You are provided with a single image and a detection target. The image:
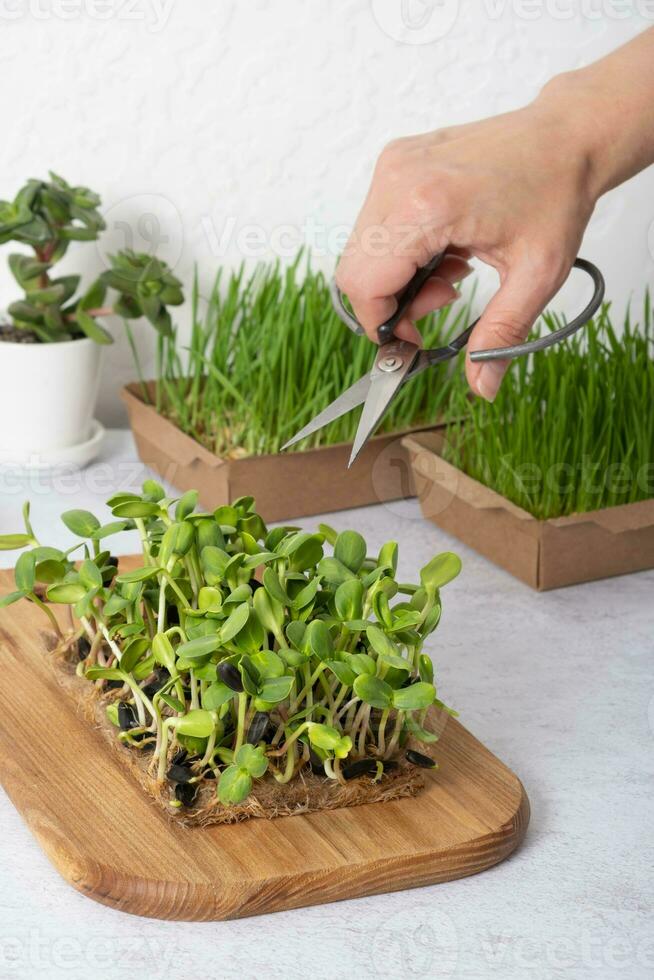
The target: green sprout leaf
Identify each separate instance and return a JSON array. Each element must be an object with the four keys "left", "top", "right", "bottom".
[
  {"left": 334, "top": 530, "right": 367, "bottom": 573},
  {"left": 46, "top": 581, "right": 87, "bottom": 604},
  {"left": 258, "top": 675, "right": 293, "bottom": 704},
  {"left": 234, "top": 743, "right": 268, "bottom": 777},
  {"left": 116, "top": 565, "right": 160, "bottom": 584},
  {"left": 111, "top": 500, "right": 160, "bottom": 519},
  {"left": 14, "top": 551, "right": 36, "bottom": 592},
  {"left": 334, "top": 578, "right": 363, "bottom": 621},
  {"left": 219, "top": 602, "right": 250, "bottom": 643},
  {"left": 202, "top": 681, "right": 234, "bottom": 710},
  {"left": 307, "top": 724, "right": 352, "bottom": 759},
  {"left": 176, "top": 635, "right": 220, "bottom": 662},
  {"left": 218, "top": 765, "right": 252, "bottom": 805},
  {"left": 175, "top": 490, "right": 198, "bottom": 521},
  {"left": 120, "top": 637, "right": 150, "bottom": 673},
  {"left": 420, "top": 553, "right": 462, "bottom": 594},
  {"left": 175, "top": 709, "right": 215, "bottom": 739},
  {"left": 353, "top": 674, "right": 393, "bottom": 709},
  {"left": 392, "top": 682, "right": 436, "bottom": 711},
  {"left": 0, "top": 533, "right": 34, "bottom": 551},
  {"left": 85, "top": 666, "right": 124, "bottom": 682},
  {"left": 305, "top": 619, "right": 333, "bottom": 660},
  {"left": 79, "top": 559, "right": 103, "bottom": 591},
  {"left": 0, "top": 590, "right": 25, "bottom": 608},
  {"left": 61, "top": 509, "right": 100, "bottom": 537},
  {"left": 317, "top": 556, "right": 355, "bottom": 586}
]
